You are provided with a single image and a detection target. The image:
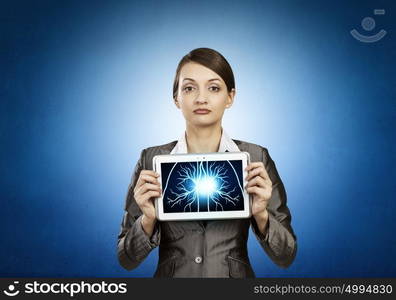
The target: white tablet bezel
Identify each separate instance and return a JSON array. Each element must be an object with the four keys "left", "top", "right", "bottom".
[{"left": 153, "top": 152, "right": 252, "bottom": 221}]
